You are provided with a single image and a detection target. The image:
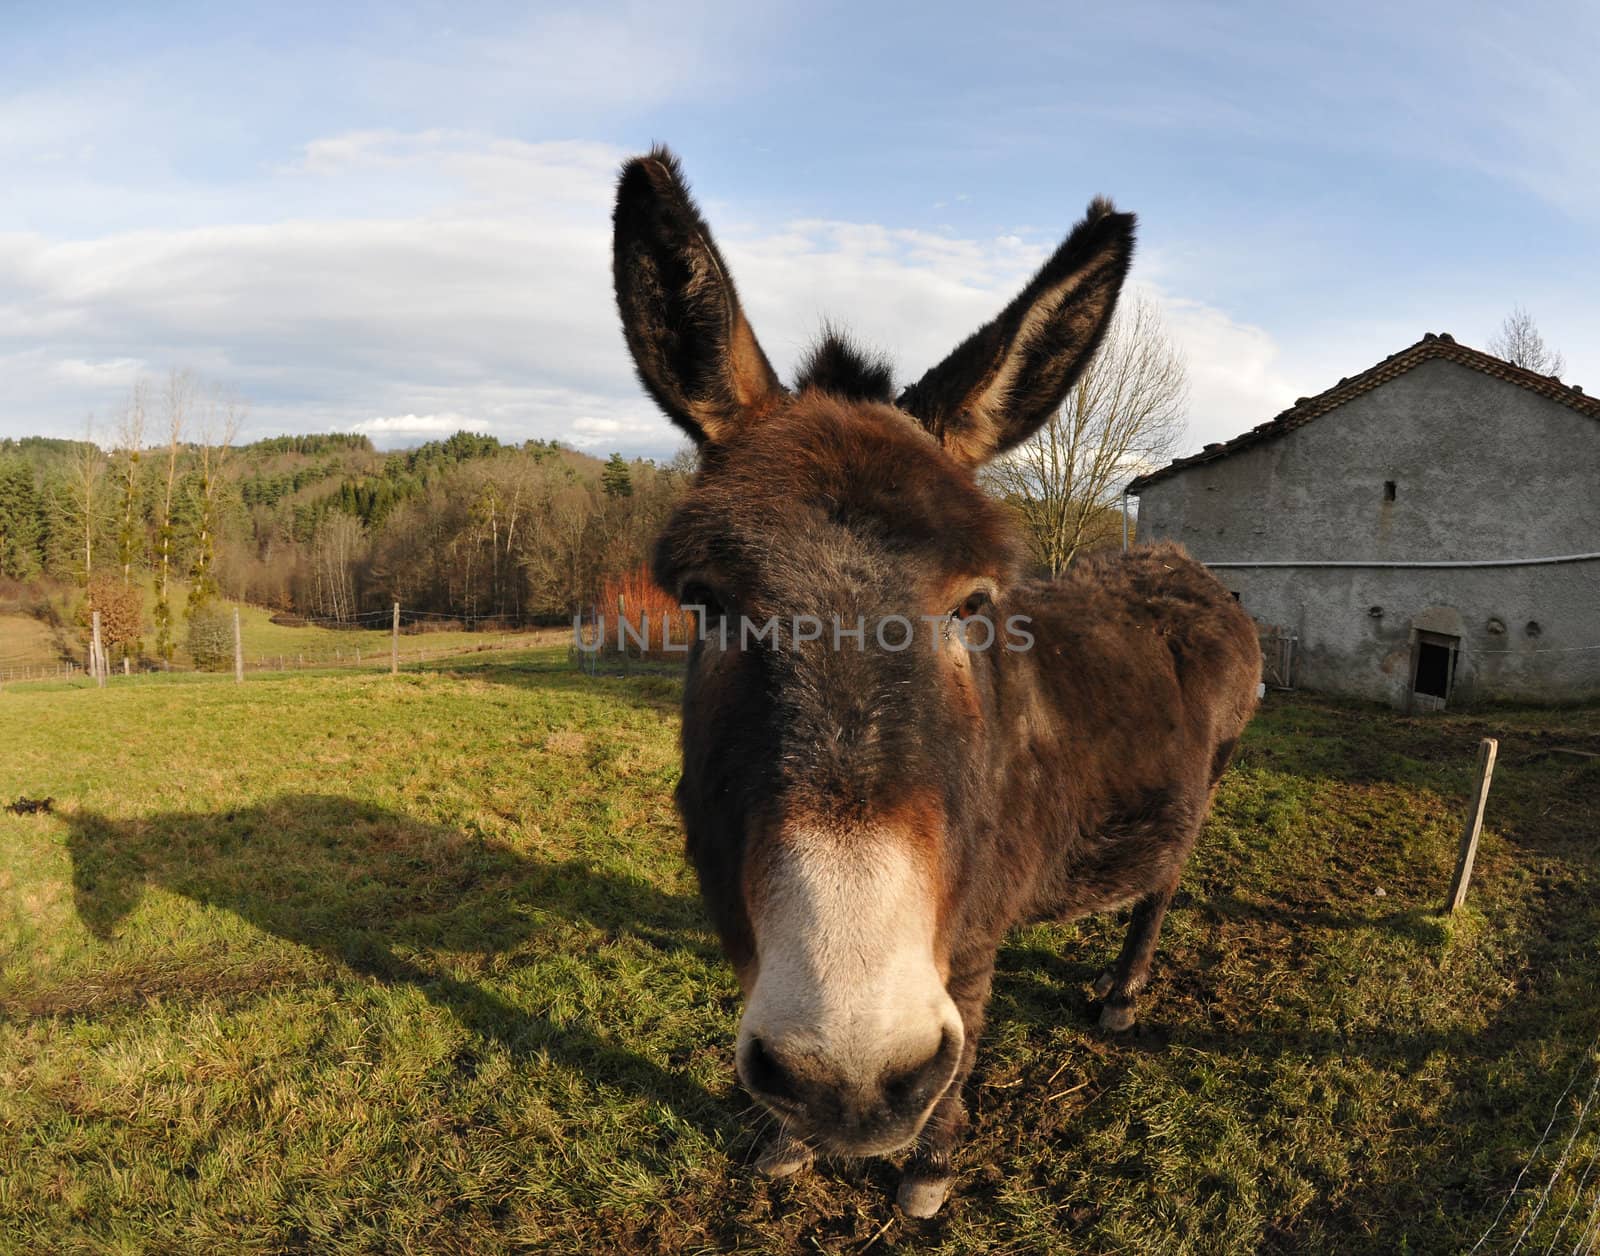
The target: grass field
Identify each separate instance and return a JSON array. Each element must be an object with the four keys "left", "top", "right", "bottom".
[
  {"left": 2, "top": 654, "right": 1598, "bottom": 1253},
  {"left": 0, "top": 583, "right": 565, "bottom": 680},
  {"left": 0, "top": 611, "right": 59, "bottom": 671}
]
